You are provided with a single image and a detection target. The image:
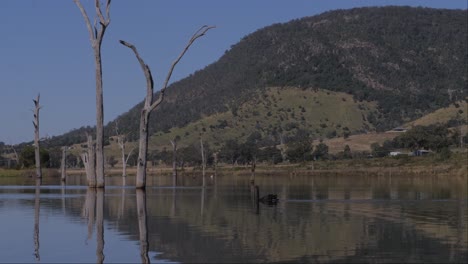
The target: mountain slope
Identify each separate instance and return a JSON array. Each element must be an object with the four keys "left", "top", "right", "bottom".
[
  {"left": 114, "top": 6, "right": 467, "bottom": 135},
  {"left": 42, "top": 6, "right": 467, "bottom": 148}
]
